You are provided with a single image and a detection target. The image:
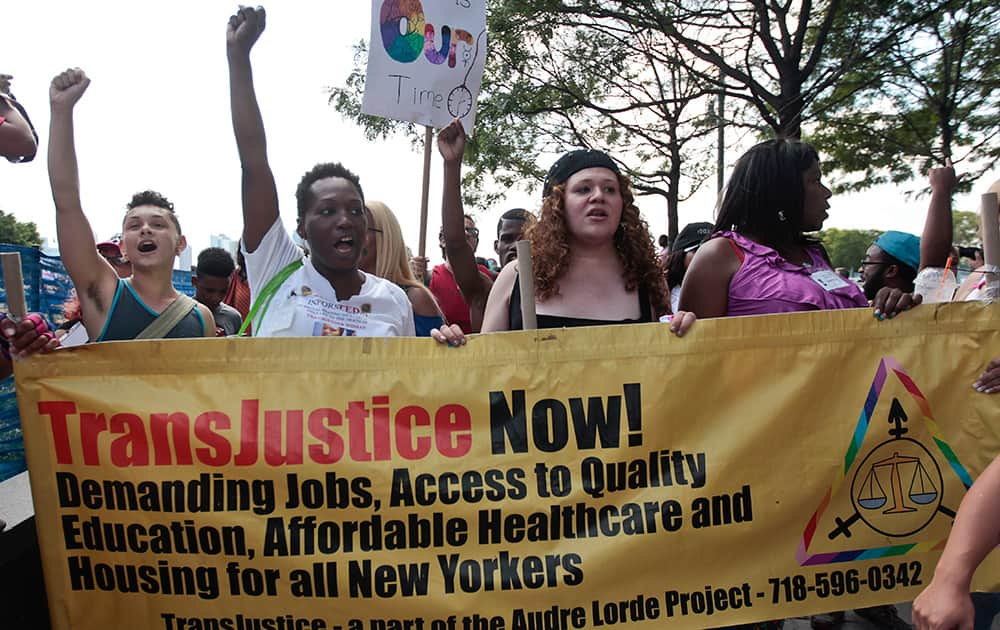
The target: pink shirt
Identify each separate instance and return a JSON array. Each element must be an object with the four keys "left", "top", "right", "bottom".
[{"left": 719, "top": 231, "right": 868, "bottom": 317}]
